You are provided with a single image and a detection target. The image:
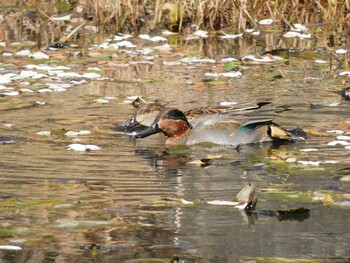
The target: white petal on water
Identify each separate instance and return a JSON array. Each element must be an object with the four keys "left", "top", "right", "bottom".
[
  {"left": 205, "top": 71, "right": 242, "bottom": 78},
  {"left": 163, "top": 61, "right": 182, "bottom": 66},
  {"left": 56, "top": 72, "right": 82, "bottom": 78},
  {"left": 0, "top": 91, "right": 19, "bottom": 96},
  {"left": 15, "top": 50, "right": 32, "bottom": 57},
  {"left": 141, "top": 48, "right": 155, "bottom": 55},
  {"left": 47, "top": 70, "right": 64, "bottom": 76},
  {"left": 19, "top": 82, "right": 30, "bottom": 86},
  {"left": 204, "top": 72, "right": 220, "bottom": 78},
  {"left": 326, "top": 130, "right": 344, "bottom": 134},
  {"left": 221, "top": 57, "right": 238, "bottom": 62},
  {"left": 283, "top": 31, "right": 301, "bottom": 38},
  {"left": 53, "top": 66, "right": 71, "bottom": 70},
  {"left": 0, "top": 41, "right": 6, "bottom": 47},
  {"left": 67, "top": 143, "right": 101, "bottom": 151},
  {"left": 336, "top": 49, "right": 348, "bottom": 54},
  {"left": 36, "top": 131, "right": 52, "bottom": 136},
  {"left": 258, "top": 18, "right": 274, "bottom": 25},
  {"left": 327, "top": 140, "right": 350, "bottom": 146},
  {"left": 345, "top": 146, "right": 350, "bottom": 150},
  {"left": 299, "top": 148, "right": 318, "bottom": 152},
  {"left": 220, "top": 71, "right": 242, "bottom": 78},
  {"left": 297, "top": 160, "right": 320, "bottom": 166},
  {"left": 94, "top": 98, "right": 110, "bottom": 104},
  {"left": 51, "top": 14, "right": 72, "bottom": 21},
  {"left": 3, "top": 123, "right": 14, "bottom": 127},
  {"left": 0, "top": 85, "right": 14, "bottom": 90},
  {"left": 192, "top": 58, "right": 216, "bottom": 64},
  {"left": 0, "top": 75, "right": 14, "bottom": 84},
  {"left": 251, "top": 30, "right": 261, "bottom": 36},
  {"left": 337, "top": 135, "right": 350, "bottom": 140},
  {"left": 35, "top": 101, "right": 46, "bottom": 105},
  {"left": 162, "top": 30, "right": 177, "bottom": 35},
  {"left": 70, "top": 79, "right": 87, "bottom": 85},
  {"left": 82, "top": 72, "right": 102, "bottom": 79},
  {"left": 87, "top": 67, "right": 102, "bottom": 71},
  {"left": 116, "top": 40, "right": 137, "bottom": 48},
  {"left": 207, "top": 200, "right": 240, "bottom": 206},
  {"left": 241, "top": 55, "right": 275, "bottom": 62},
  {"left": 99, "top": 42, "right": 110, "bottom": 49},
  {"left": 193, "top": 30, "right": 209, "bottom": 38},
  {"left": 65, "top": 130, "right": 91, "bottom": 137},
  {"left": 149, "top": 36, "right": 168, "bottom": 42},
  {"left": 2, "top": 52, "right": 13, "bottom": 57},
  {"left": 47, "top": 83, "right": 74, "bottom": 89},
  {"left": 14, "top": 70, "right": 38, "bottom": 79},
  {"left": 30, "top": 51, "right": 49, "bottom": 59},
  {"left": 113, "top": 36, "right": 124, "bottom": 41},
  {"left": 117, "top": 33, "right": 132, "bottom": 39},
  {"left": 299, "top": 33, "right": 312, "bottom": 39},
  {"left": 339, "top": 71, "right": 350, "bottom": 76},
  {"left": 0, "top": 245, "right": 22, "bottom": 250},
  {"left": 32, "top": 73, "right": 48, "bottom": 79},
  {"left": 37, "top": 88, "right": 53, "bottom": 93},
  {"left": 20, "top": 88, "right": 35, "bottom": 93},
  {"left": 218, "top": 33, "right": 243, "bottom": 39},
  {"left": 314, "top": 59, "right": 328, "bottom": 64},
  {"left": 139, "top": 34, "right": 151, "bottom": 40},
  {"left": 181, "top": 199, "right": 194, "bottom": 205},
  {"left": 153, "top": 44, "right": 172, "bottom": 51},
  {"left": 219, "top": 101, "right": 238, "bottom": 106},
  {"left": 292, "top": 23, "right": 308, "bottom": 32}
]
